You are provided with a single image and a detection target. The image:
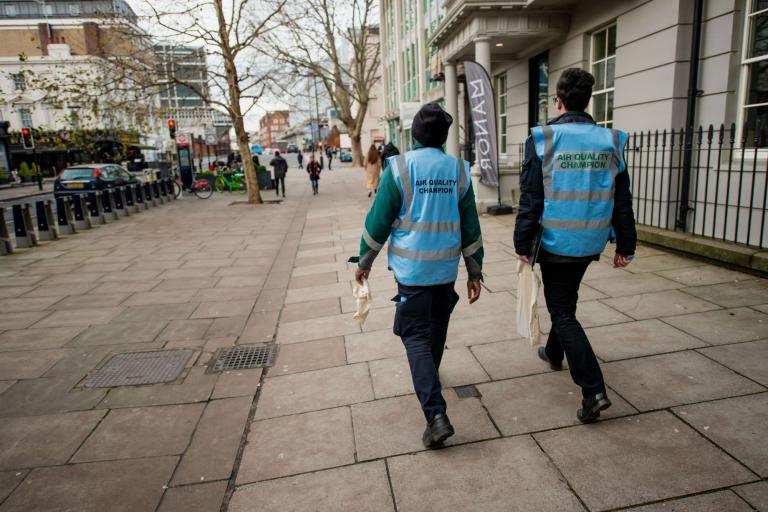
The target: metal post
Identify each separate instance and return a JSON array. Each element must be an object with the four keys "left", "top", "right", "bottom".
[
  {"left": 124, "top": 184, "right": 138, "bottom": 213},
  {"left": 102, "top": 189, "right": 118, "bottom": 221},
  {"left": 0, "top": 208, "right": 13, "bottom": 254},
  {"left": 12, "top": 203, "right": 37, "bottom": 248},
  {"left": 73, "top": 194, "right": 92, "bottom": 230},
  {"left": 88, "top": 192, "right": 105, "bottom": 225},
  {"left": 35, "top": 200, "right": 58, "bottom": 241},
  {"left": 678, "top": 0, "right": 703, "bottom": 231},
  {"left": 113, "top": 187, "right": 128, "bottom": 217},
  {"left": 56, "top": 196, "right": 76, "bottom": 235}
]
